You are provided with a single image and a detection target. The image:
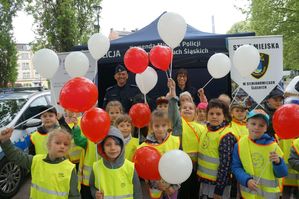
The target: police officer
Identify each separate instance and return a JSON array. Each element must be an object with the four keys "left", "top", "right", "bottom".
[{"left": 103, "top": 64, "right": 140, "bottom": 112}]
